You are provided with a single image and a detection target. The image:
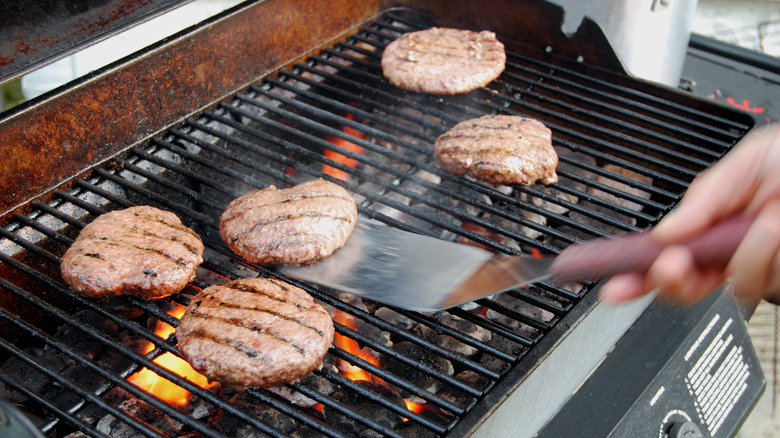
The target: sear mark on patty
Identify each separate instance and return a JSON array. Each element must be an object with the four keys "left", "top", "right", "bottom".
[
  {"left": 434, "top": 114, "right": 558, "bottom": 186},
  {"left": 381, "top": 27, "right": 506, "bottom": 95},
  {"left": 219, "top": 178, "right": 358, "bottom": 266},
  {"left": 60, "top": 205, "right": 204, "bottom": 299},
  {"left": 176, "top": 278, "right": 335, "bottom": 390},
  {"left": 186, "top": 329, "right": 272, "bottom": 361}
]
